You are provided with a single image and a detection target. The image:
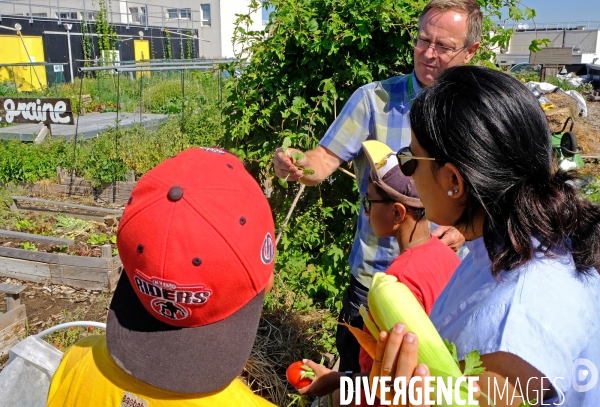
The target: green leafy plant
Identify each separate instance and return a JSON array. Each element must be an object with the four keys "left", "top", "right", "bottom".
[
  {"left": 278, "top": 137, "right": 315, "bottom": 188},
  {"left": 15, "top": 219, "right": 33, "bottom": 232},
  {"left": 164, "top": 30, "right": 173, "bottom": 59},
  {"left": 21, "top": 241, "right": 38, "bottom": 251},
  {"left": 87, "top": 233, "right": 108, "bottom": 245},
  {"left": 56, "top": 214, "right": 88, "bottom": 231},
  {"left": 44, "top": 309, "right": 100, "bottom": 353},
  {"left": 95, "top": 0, "right": 117, "bottom": 57}
]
